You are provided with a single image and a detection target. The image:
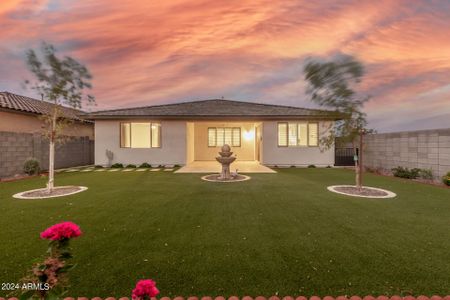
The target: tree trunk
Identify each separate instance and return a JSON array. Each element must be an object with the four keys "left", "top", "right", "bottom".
[
  {"left": 354, "top": 142, "right": 360, "bottom": 189},
  {"left": 47, "top": 109, "right": 57, "bottom": 193}
]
